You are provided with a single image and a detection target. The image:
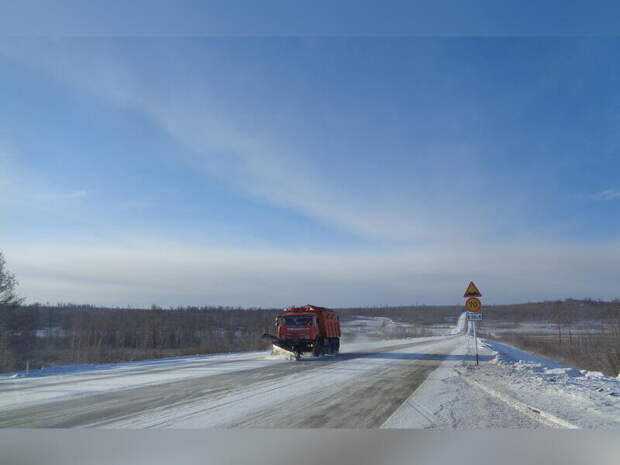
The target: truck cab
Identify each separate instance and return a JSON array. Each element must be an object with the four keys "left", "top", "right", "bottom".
[{"left": 276, "top": 313, "right": 320, "bottom": 342}]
